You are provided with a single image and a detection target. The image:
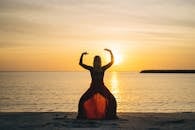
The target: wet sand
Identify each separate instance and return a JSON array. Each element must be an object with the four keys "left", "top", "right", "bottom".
[{"left": 0, "top": 112, "right": 195, "bottom": 130}]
